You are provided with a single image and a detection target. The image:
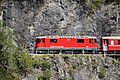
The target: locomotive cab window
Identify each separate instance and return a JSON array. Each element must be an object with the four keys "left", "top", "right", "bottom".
[
  {"left": 42, "top": 39, "right": 45, "bottom": 43},
  {"left": 118, "top": 40, "right": 120, "bottom": 45},
  {"left": 89, "top": 39, "right": 93, "bottom": 43},
  {"left": 50, "top": 39, "right": 57, "bottom": 43},
  {"left": 36, "top": 38, "right": 41, "bottom": 43},
  {"left": 77, "top": 39, "right": 84, "bottom": 43}
]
